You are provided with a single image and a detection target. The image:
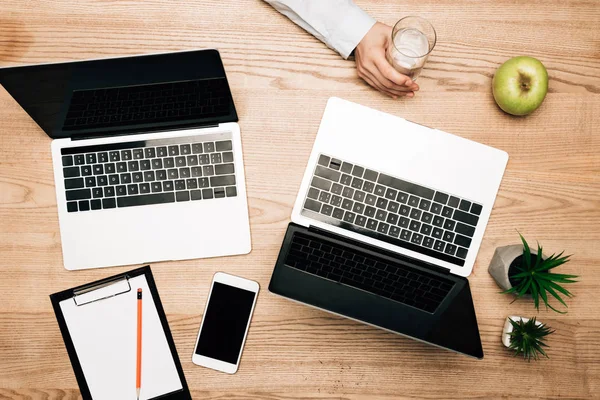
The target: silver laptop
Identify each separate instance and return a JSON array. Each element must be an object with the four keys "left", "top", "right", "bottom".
[
  {"left": 269, "top": 97, "right": 508, "bottom": 358},
  {"left": 0, "top": 50, "right": 251, "bottom": 270}
]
